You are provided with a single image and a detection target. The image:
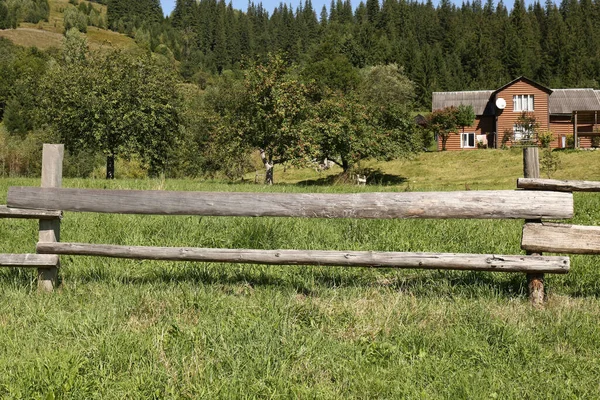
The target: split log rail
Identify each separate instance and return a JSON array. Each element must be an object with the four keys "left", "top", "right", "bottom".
[{"left": 1, "top": 144, "right": 599, "bottom": 306}]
